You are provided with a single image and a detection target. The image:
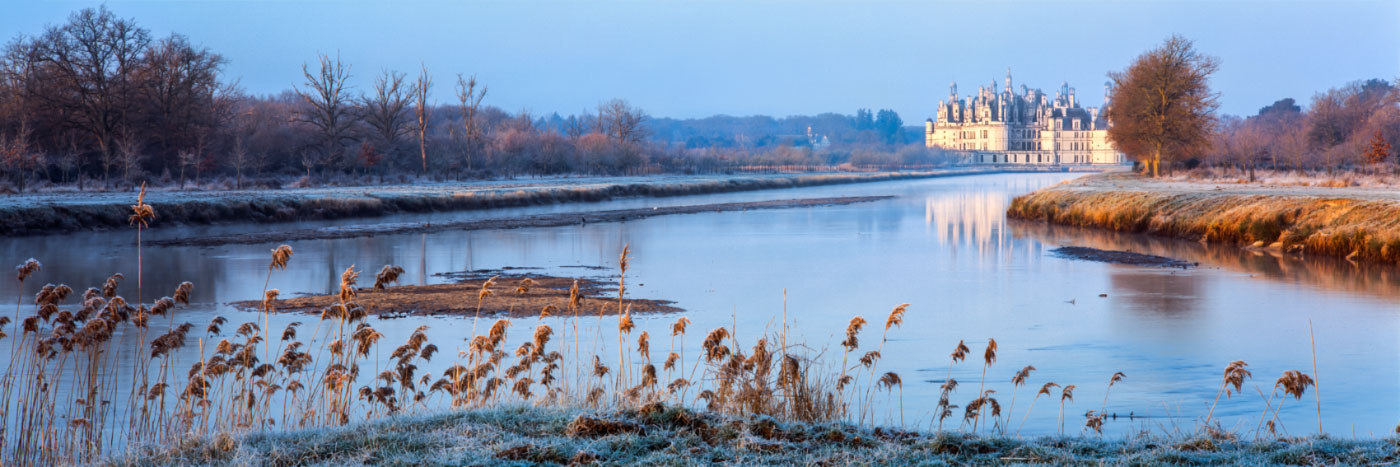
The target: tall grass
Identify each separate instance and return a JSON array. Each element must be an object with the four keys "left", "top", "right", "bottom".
[{"left": 1008, "top": 172, "right": 1400, "bottom": 265}]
